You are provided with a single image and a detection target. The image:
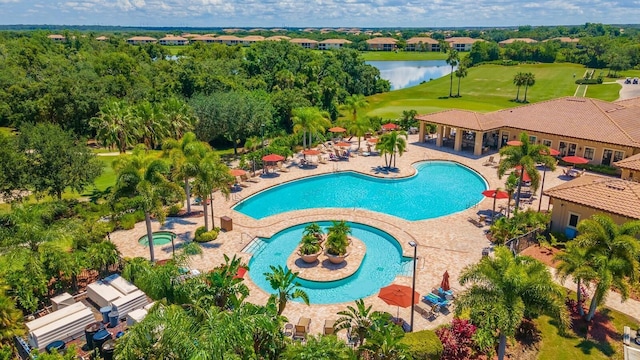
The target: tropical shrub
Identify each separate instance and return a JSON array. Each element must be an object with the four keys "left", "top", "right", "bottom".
[
  {"left": 436, "top": 318, "right": 478, "bottom": 360},
  {"left": 326, "top": 221, "right": 351, "bottom": 256},
  {"left": 400, "top": 329, "right": 443, "bottom": 360},
  {"left": 489, "top": 209, "right": 550, "bottom": 244},
  {"left": 167, "top": 204, "right": 182, "bottom": 217},
  {"left": 299, "top": 234, "right": 321, "bottom": 255},
  {"left": 195, "top": 227, "right": 219, "bottom": 243}
]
